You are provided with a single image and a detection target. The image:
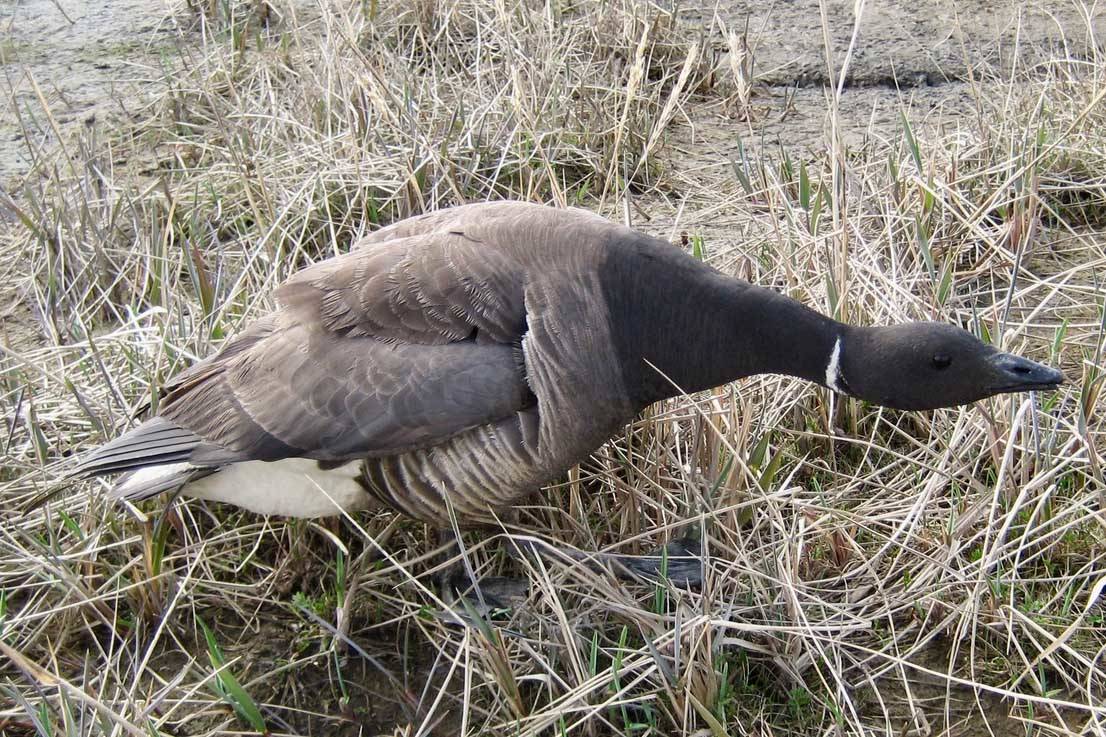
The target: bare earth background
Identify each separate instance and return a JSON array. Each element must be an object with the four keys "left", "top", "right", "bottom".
[{"left": 2, "top": 1, "right": 1104, "bottom": 179}]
